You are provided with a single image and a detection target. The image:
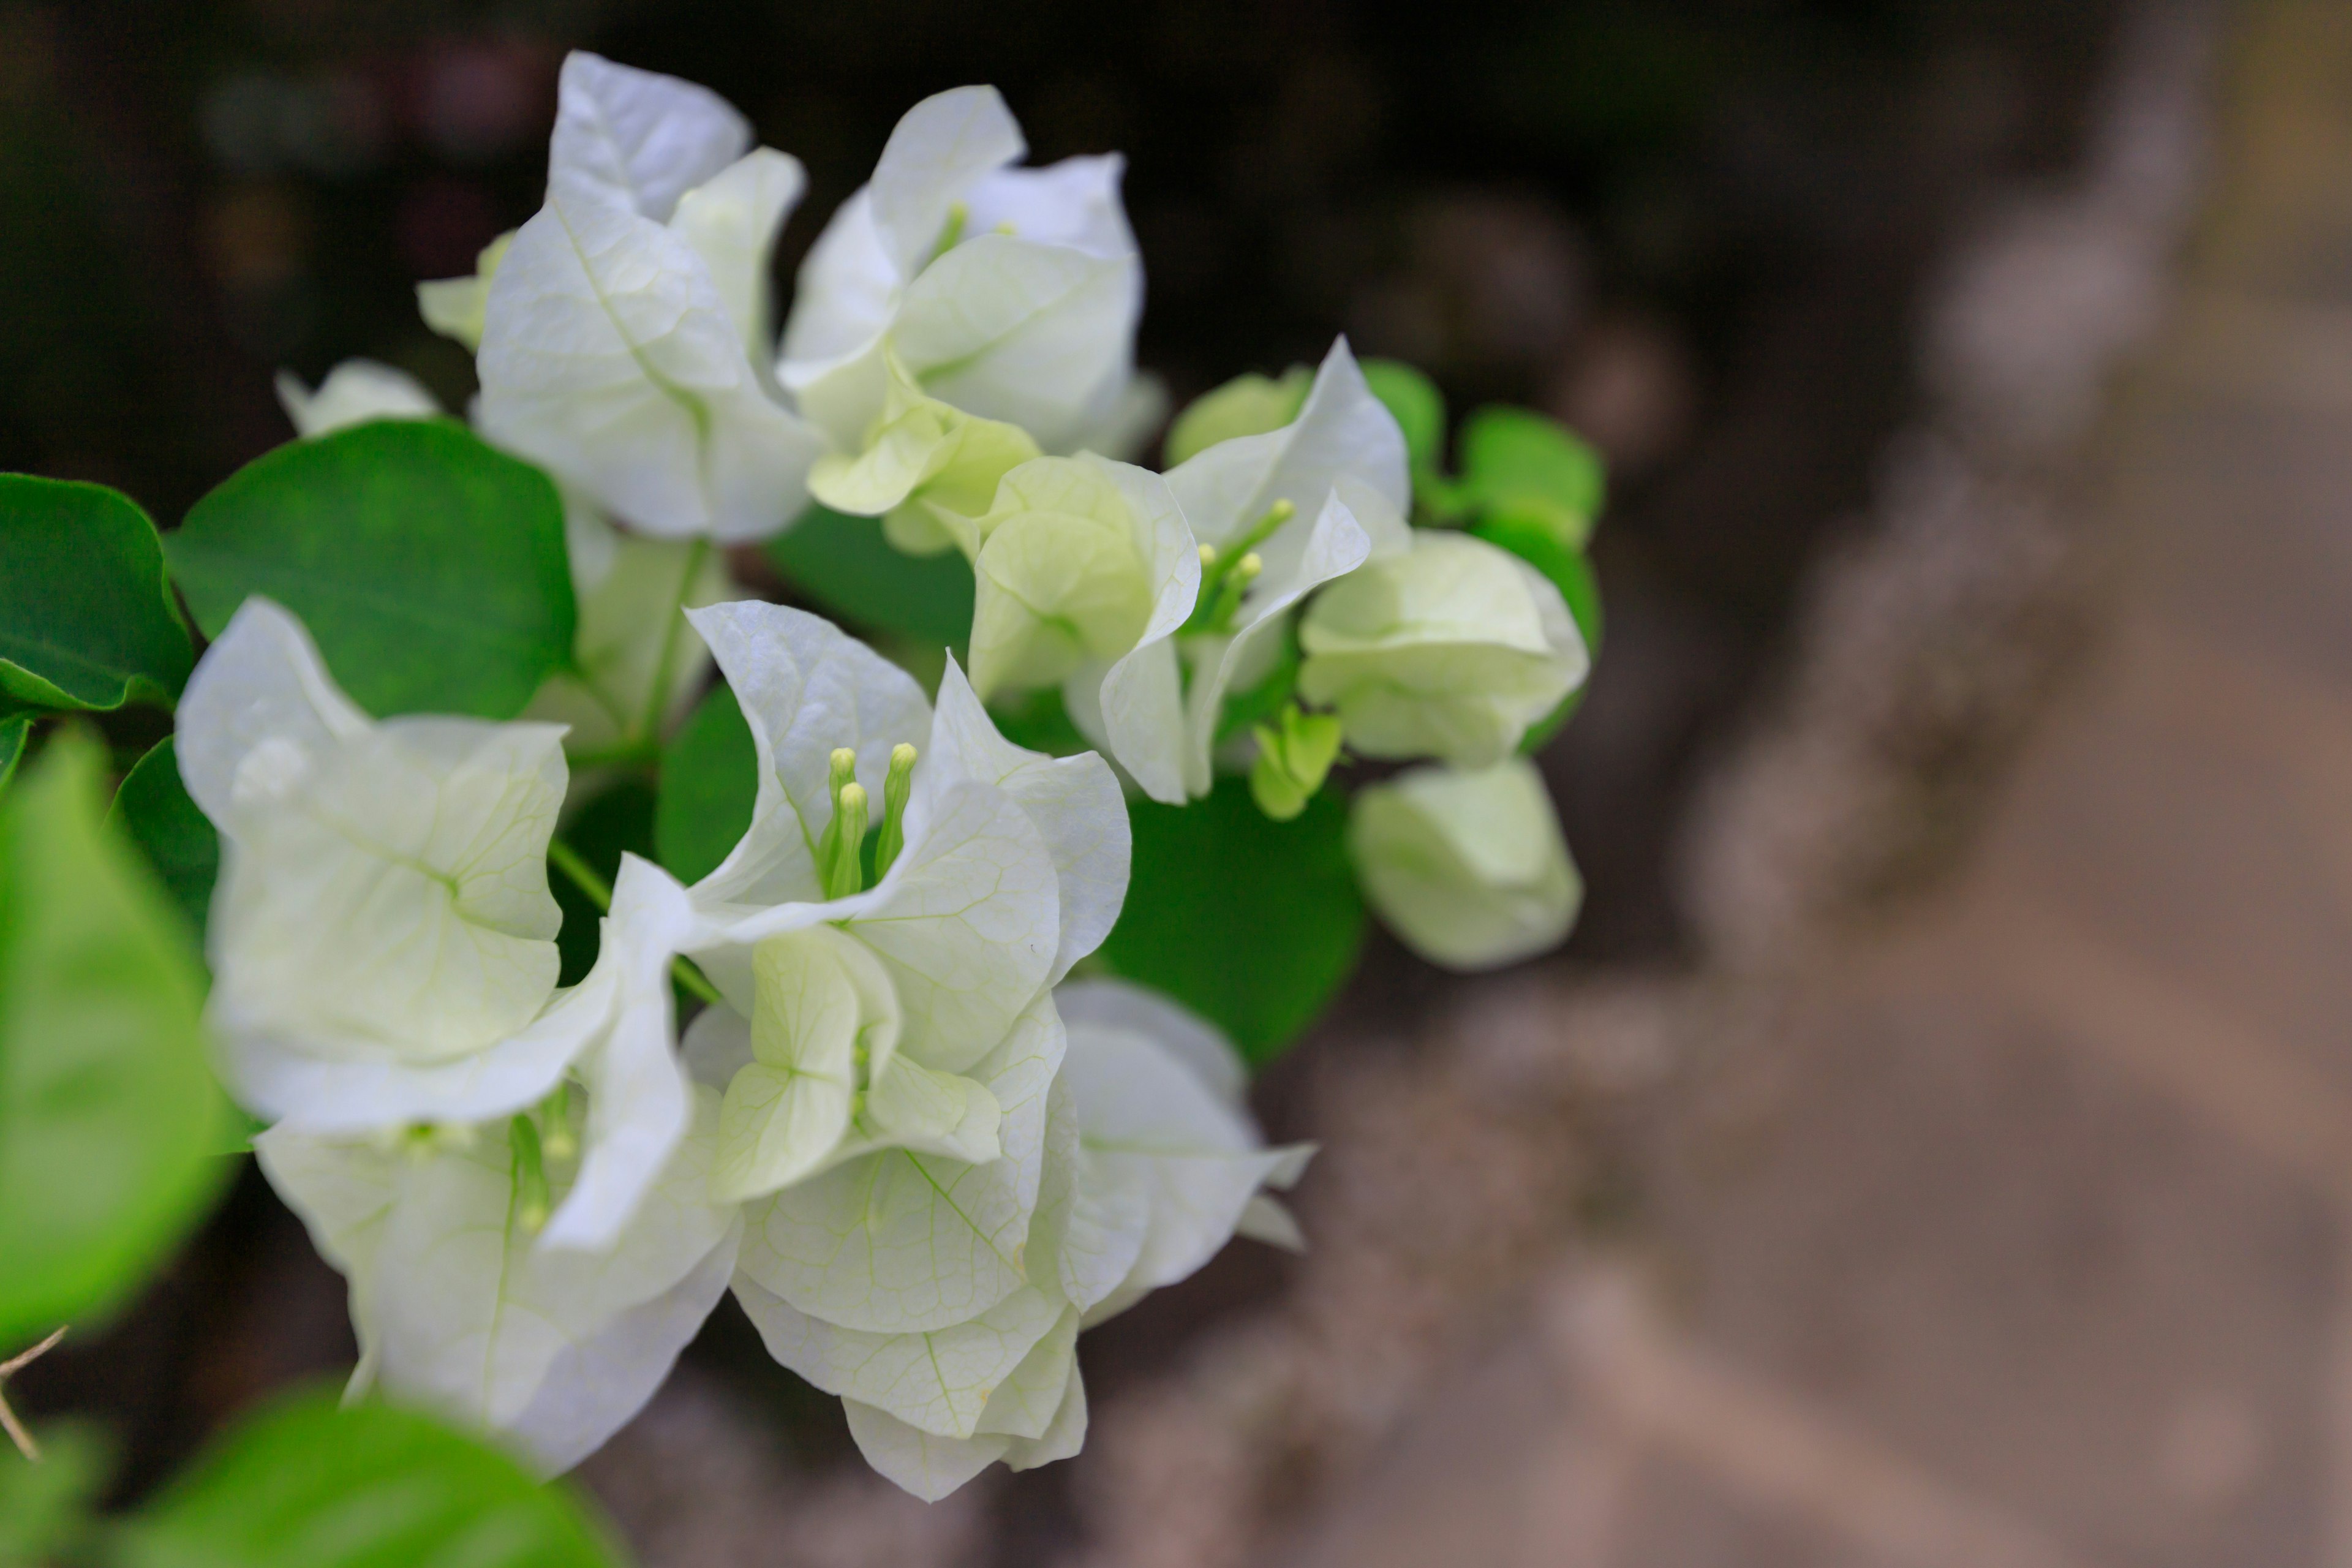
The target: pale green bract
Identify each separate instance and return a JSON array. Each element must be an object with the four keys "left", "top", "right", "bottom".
[
  {"left": 729, "top": 977, "right": 1311, "bottom": 1501},
  {"left": 777, "top": 85, "right": 1145, "bottom": 458},
  {"left": 1298, "top": 530, "right": 1588, "bottom": 766},
  {"left": 1163, "top": 363, "right": 1312, "bottom": 466},
  {"left": 417, "top": 231, "right": 514, "bottom": 352},
  {"left": 475, "top": 53, "right": 826, "bottom": 542},
  {"left": 273, "top": 360, "right": 442, "bottom": 437},
  {"left": 255, "top": 1083, "right": 741, "bottom": 1476},
  {"left": 1348, "top": 758, "right": 1583, "bottom": 971},
  {"left": 178, "top": 600, "right": 706, "bottom": 1253},
  {"left": 805, "top": 350, "right": 1041, "bottom": 557}
]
